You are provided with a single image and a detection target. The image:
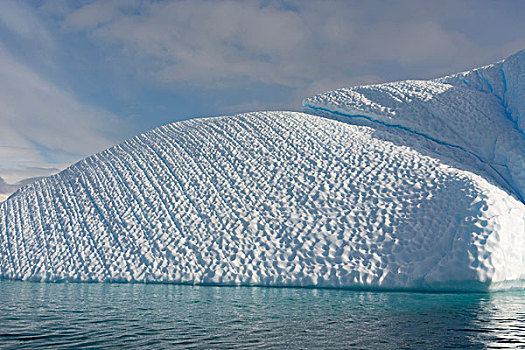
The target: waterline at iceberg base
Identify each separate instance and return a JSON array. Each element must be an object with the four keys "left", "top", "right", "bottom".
[{"left": 1, "top": 51, "right": 524, "bottom": 292}]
